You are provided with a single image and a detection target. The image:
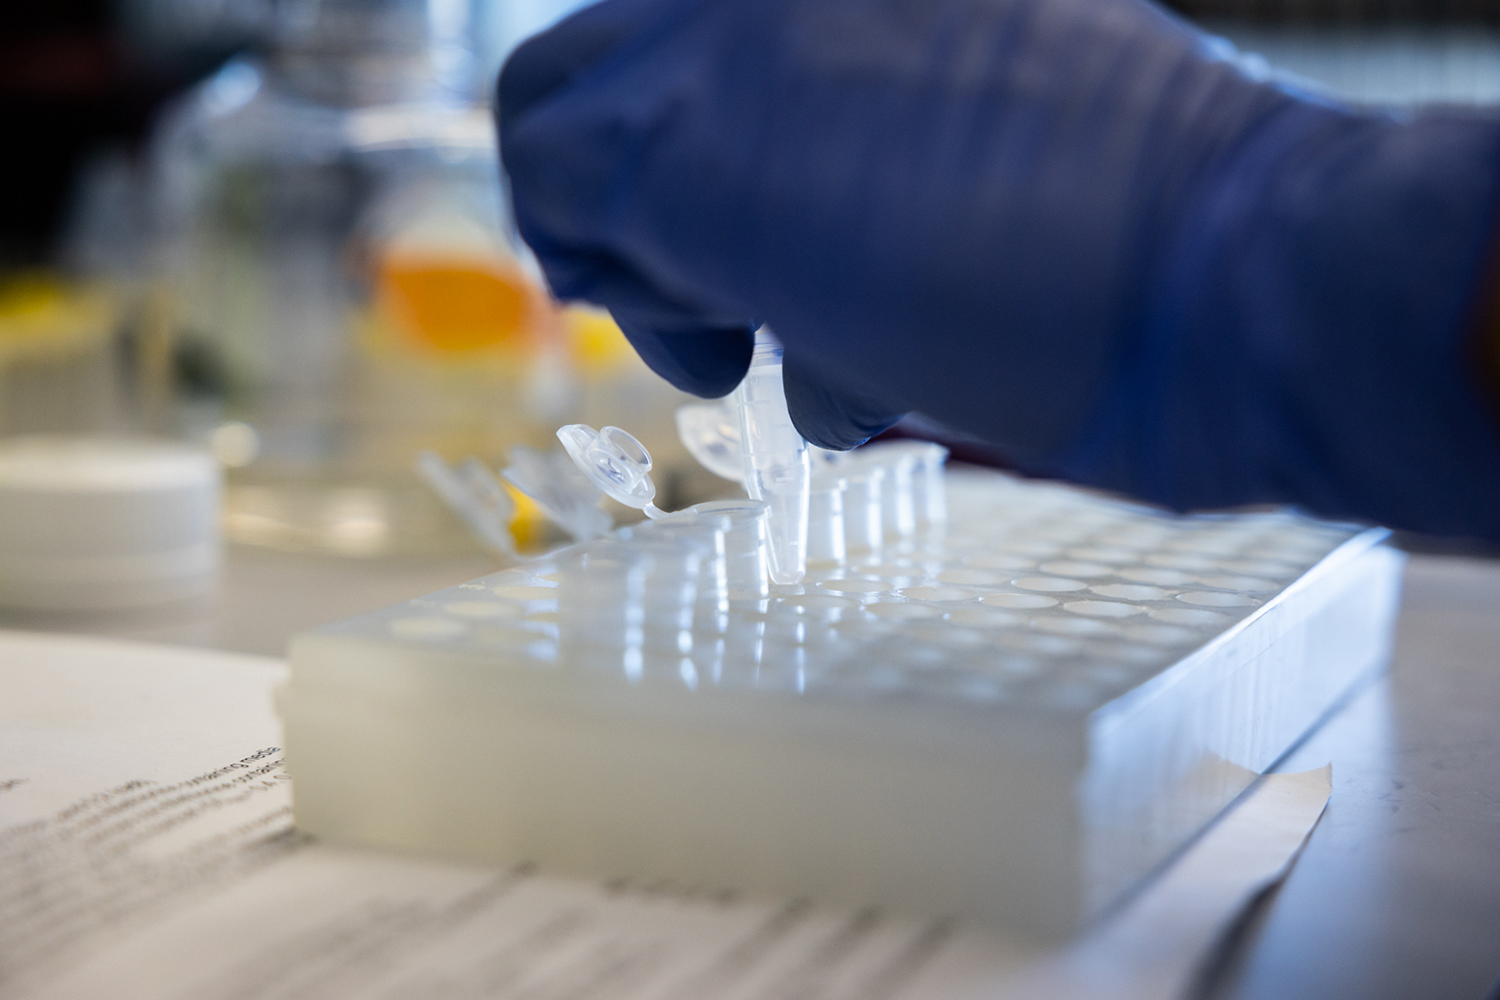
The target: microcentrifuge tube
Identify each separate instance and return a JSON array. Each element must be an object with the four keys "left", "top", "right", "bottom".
[
  {"left": 501, "top": 444, "right": 613, "bottom": 541},
  {"left": 735, "top": 329, "right": 811, "bottom": 585},
  {"left": 414, "top": 451, "right": 516, "bottom": 555},
  {"left": 556, "top": 423, "right": 670, "bottom": 519}
]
